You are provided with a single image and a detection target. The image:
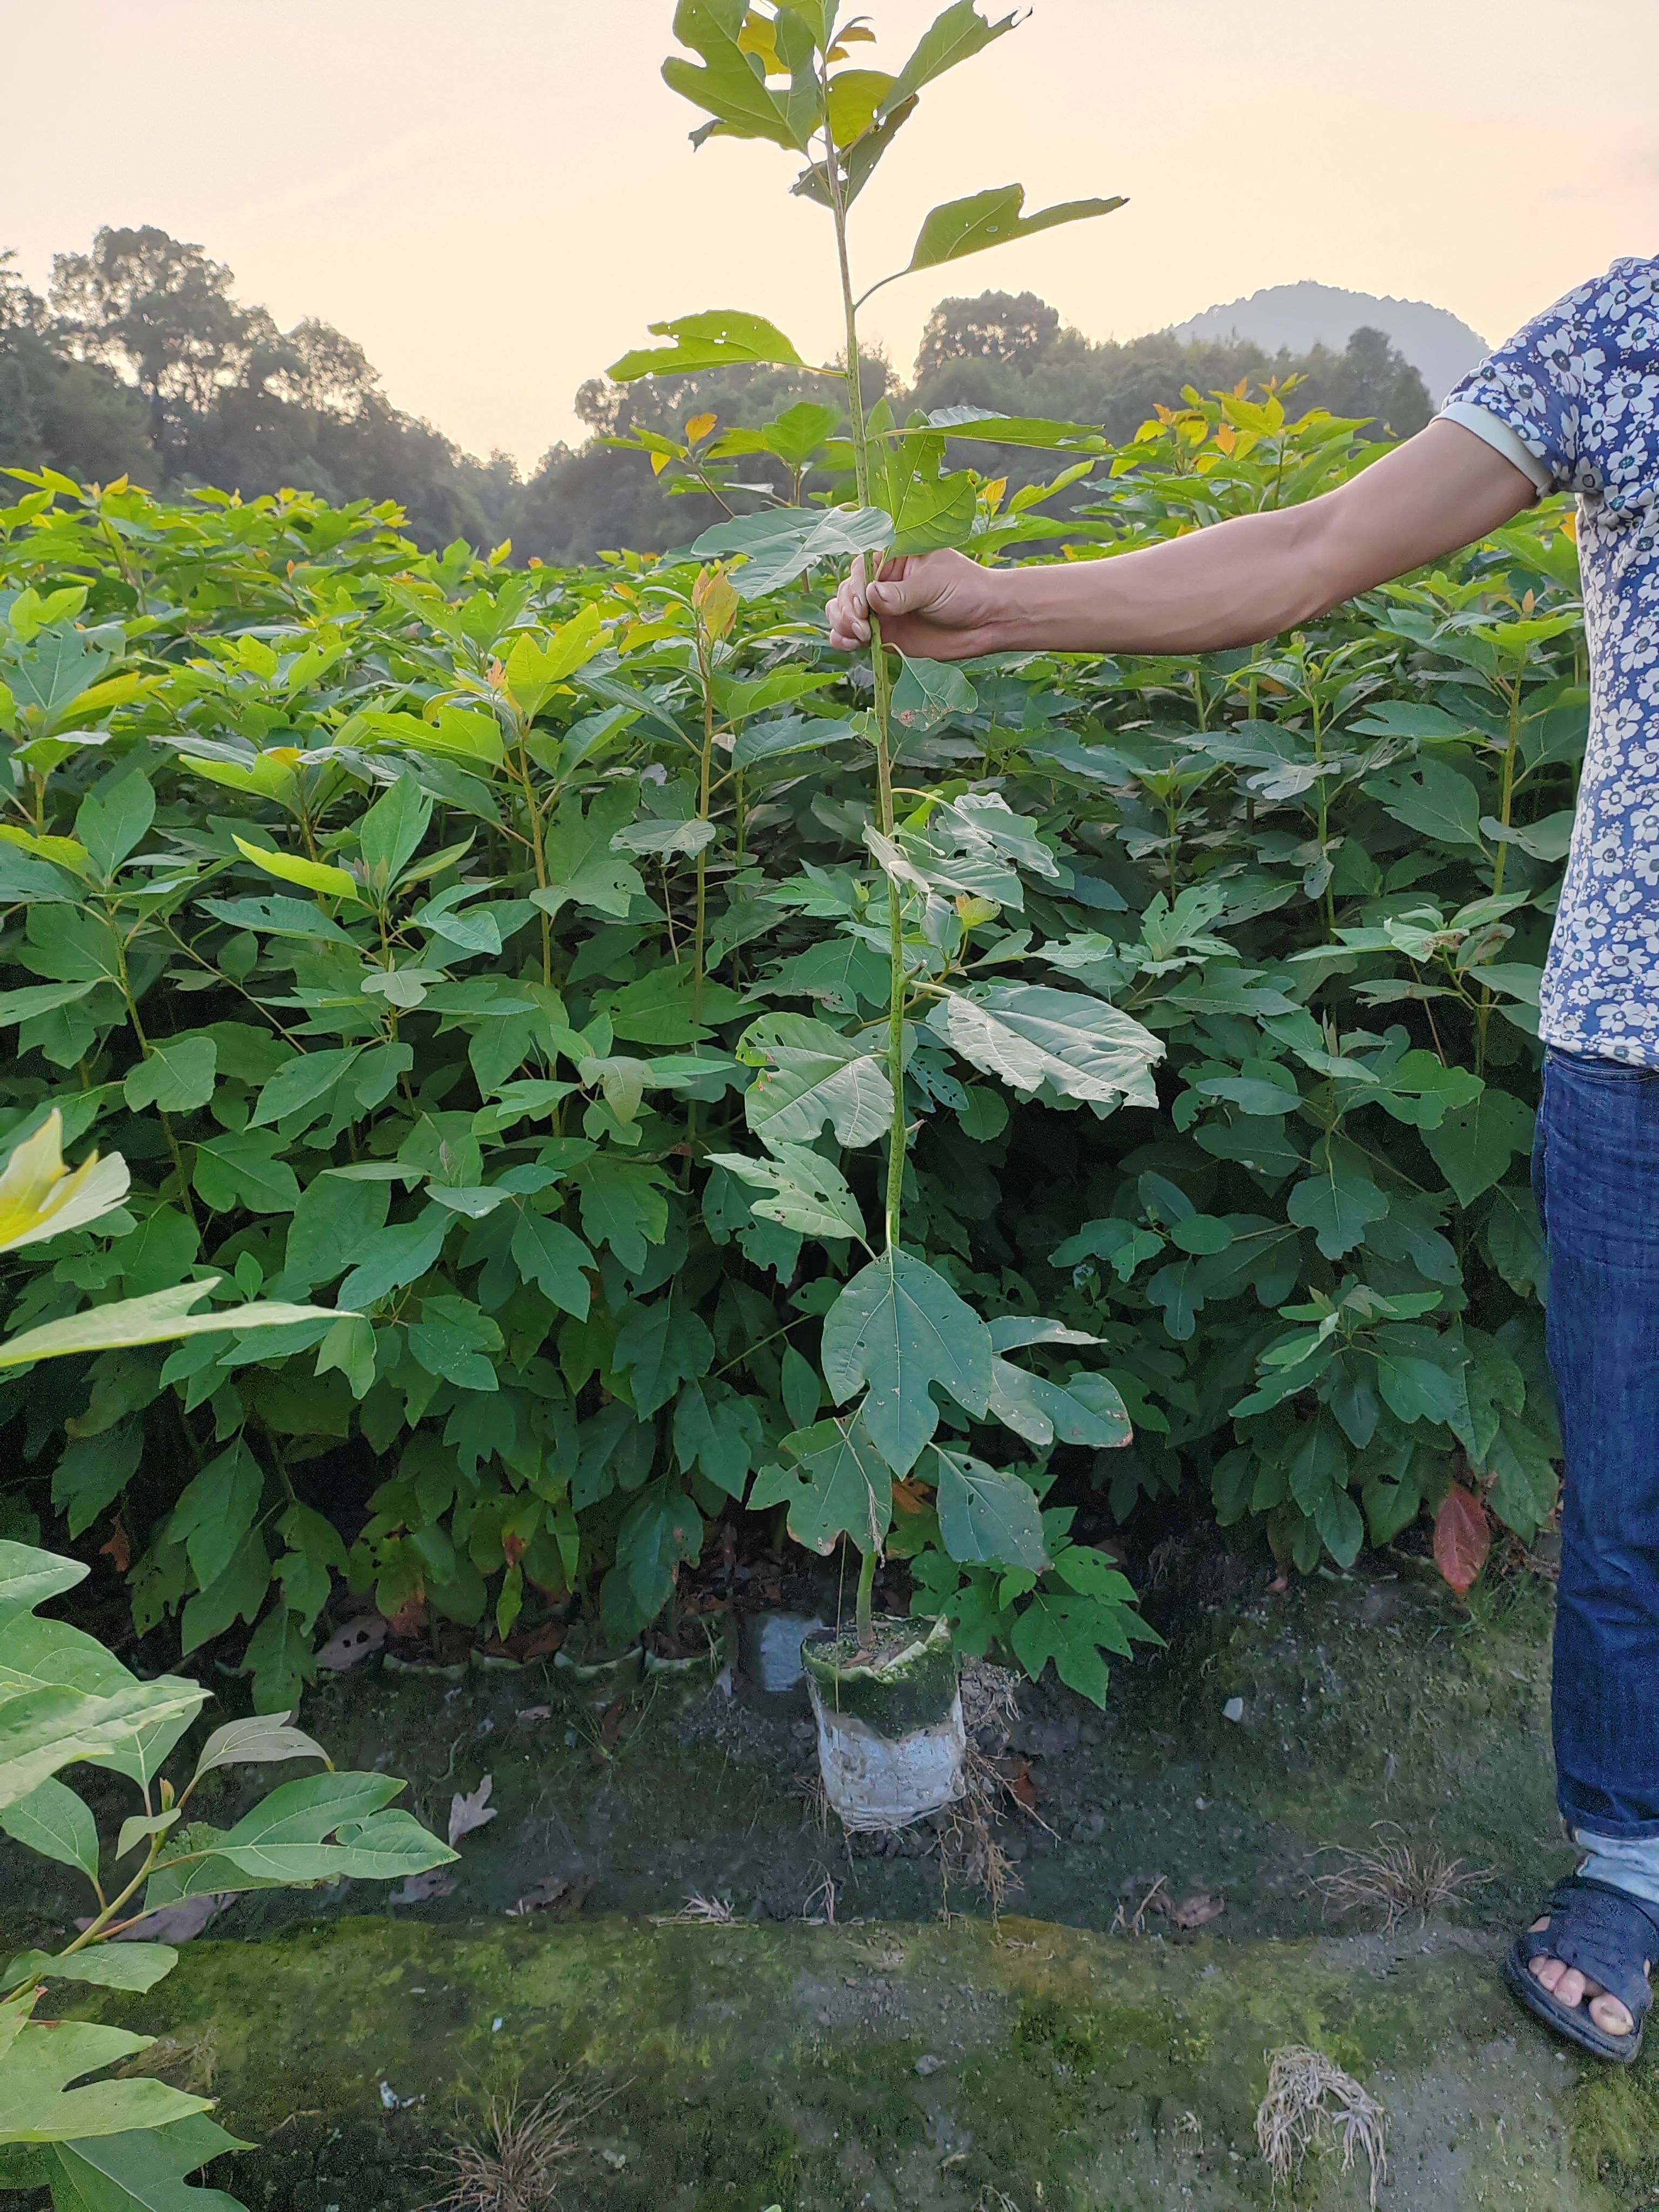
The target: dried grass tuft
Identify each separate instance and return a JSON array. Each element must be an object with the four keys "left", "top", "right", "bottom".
[
  {"left": 648, "top": 1891, "right": 736, "bottom": 1926},
  {"left": 422, "top": 2081, "right": 611, "bottom": 2212},
  {"left": 1255, "top": 2045, "right": 1387, "bottom": 2208},
  {"left": 1315, "top": 1826, "right": 1492, "bottom": 1932}
]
